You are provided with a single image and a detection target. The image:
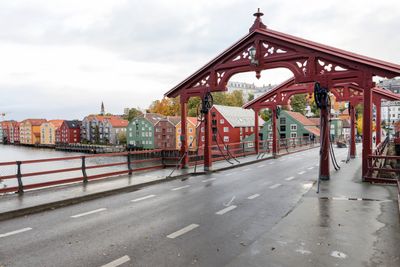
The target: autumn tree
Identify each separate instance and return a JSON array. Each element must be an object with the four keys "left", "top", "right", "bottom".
[{"left": 148, "top": 91, "right": 245, "bottom": 117}]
